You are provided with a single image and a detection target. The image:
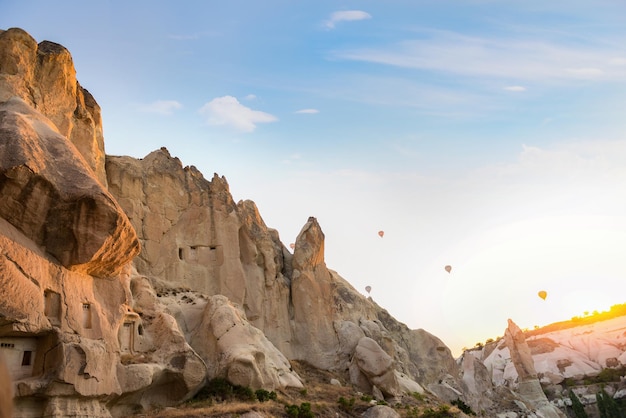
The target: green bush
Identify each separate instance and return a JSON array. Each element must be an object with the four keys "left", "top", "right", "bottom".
[
  {"left": 194, "top": 377, "right": 258, "bottom": 403},
  {"left": 421, "top": 404, "right": 453, "bottom": 417},
  {"left": 285, "top": 404, "right": 300, "bottom": 417},
  {"left": 285, "top": 402, "right": 314, "bottom": 418},
  {"left": 411, "top": 392, "right": 425, "bottom": 401},
  {"left": 568, "top": 390, "right": 588, "bottom": 418},
  {"left": 338, "top": 397, "right": 355, "bottom": 412},
  {"left": 234, "top": 385, "right": 255, "bottom": 401},
  {"left": 451, "top": 399, "right": 475, "bottom": 415},
  {"left": 596, "top": 367, "right": 625, "bottom": 383},
  {"left": 596, "top": 389, "right": 621, "bottom": 418},
  {"left": 254, "top": 388, "right": 277, "bottom": 402}
]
